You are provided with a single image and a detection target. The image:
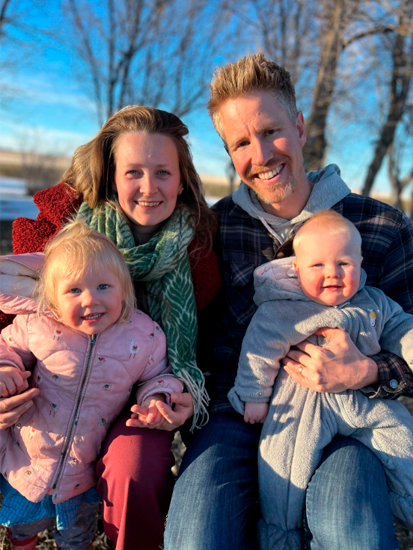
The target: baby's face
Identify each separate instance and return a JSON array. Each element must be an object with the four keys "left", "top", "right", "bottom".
[{"left": 293, "top": 232, "right": 362, "bottom": 306}]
